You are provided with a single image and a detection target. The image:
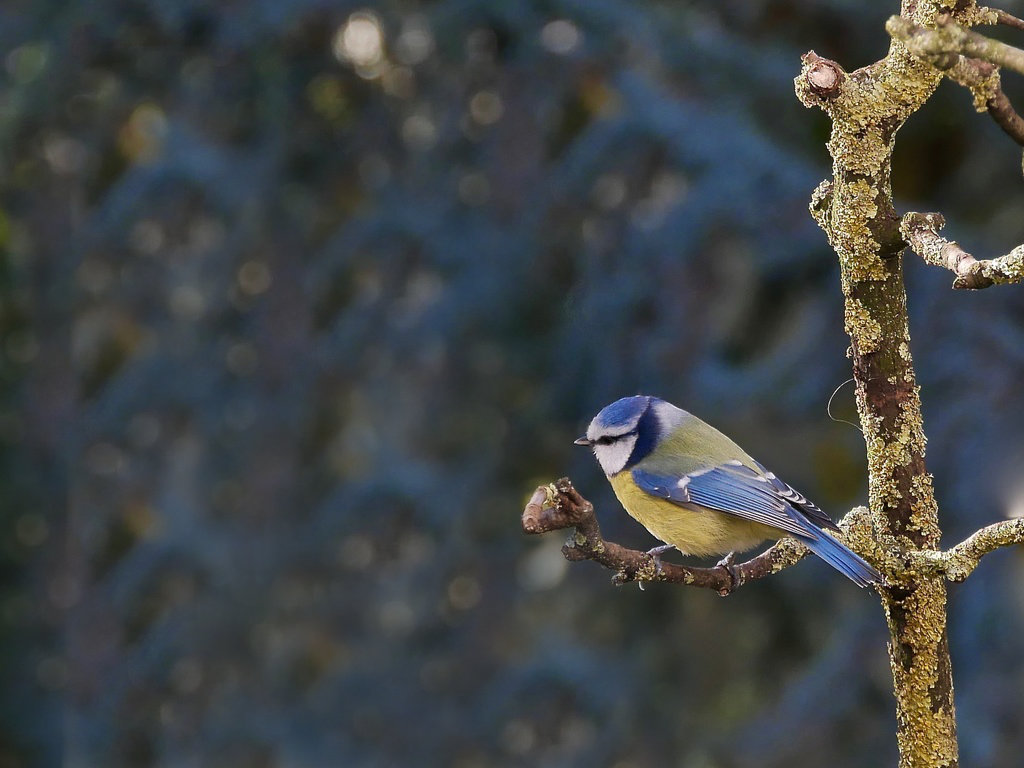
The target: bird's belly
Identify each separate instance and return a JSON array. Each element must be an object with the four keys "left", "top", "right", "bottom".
[{"left": 609, "top": 472, "right": 780, "bottom": 557}]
